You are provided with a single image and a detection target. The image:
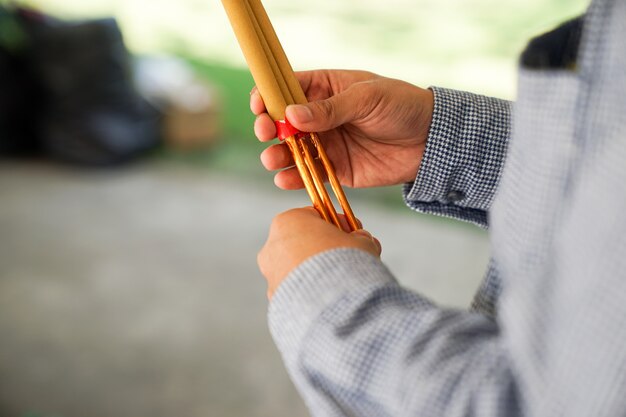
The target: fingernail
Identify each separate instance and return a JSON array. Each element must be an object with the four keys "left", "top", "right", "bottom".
[
  {"left": 250, "top": 91, "right": 260, "bottom": 112},
  {"left": 286, "top": 104, "right": 313, "bottom": 123}
]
